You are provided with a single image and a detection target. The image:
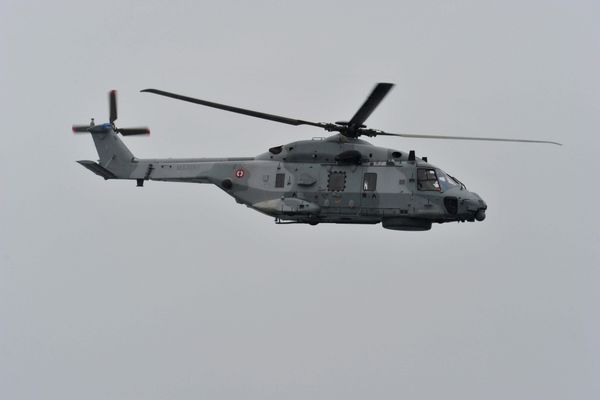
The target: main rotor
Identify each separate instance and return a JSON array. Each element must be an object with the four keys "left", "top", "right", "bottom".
[{"left": 141, "top": 83, "right": 561, "bottom": 146}]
